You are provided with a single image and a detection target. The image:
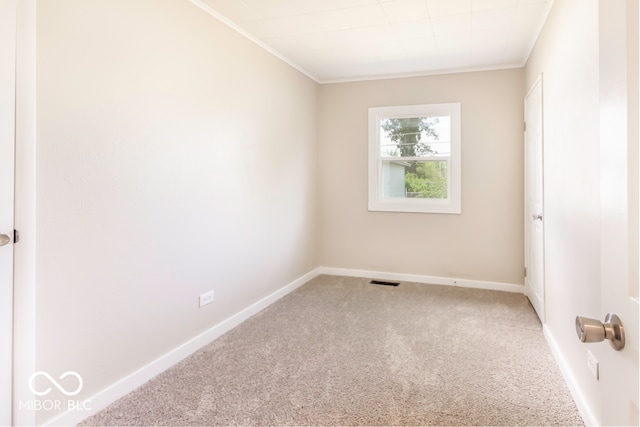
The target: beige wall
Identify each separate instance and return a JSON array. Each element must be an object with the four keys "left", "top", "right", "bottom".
[
  {"left": 36, "top": 0, "right": 317, "bottom": 422},
  {"left": 525, "top": 0, "right": 617, "bottom": 422},
  {"left": 318, "top": 69, "right": 525, "bottom": 285},
  {"left": 525, "top": 0, "right": 600, "bottom": 418},
  {"left": 38, "top": 0, "right": 630, "bottom": 423}
]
